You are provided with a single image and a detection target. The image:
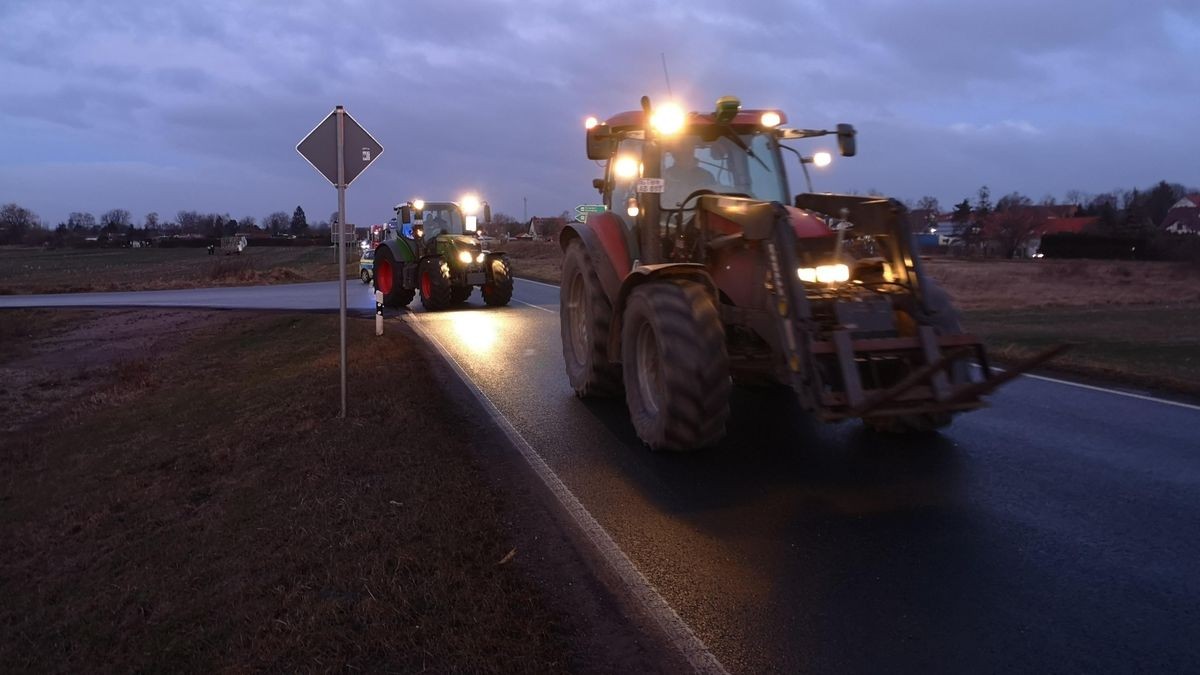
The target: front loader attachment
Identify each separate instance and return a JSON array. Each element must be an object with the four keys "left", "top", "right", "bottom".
[{"left": 737, "top": 198, "right": 1068, "bottom": 423}]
